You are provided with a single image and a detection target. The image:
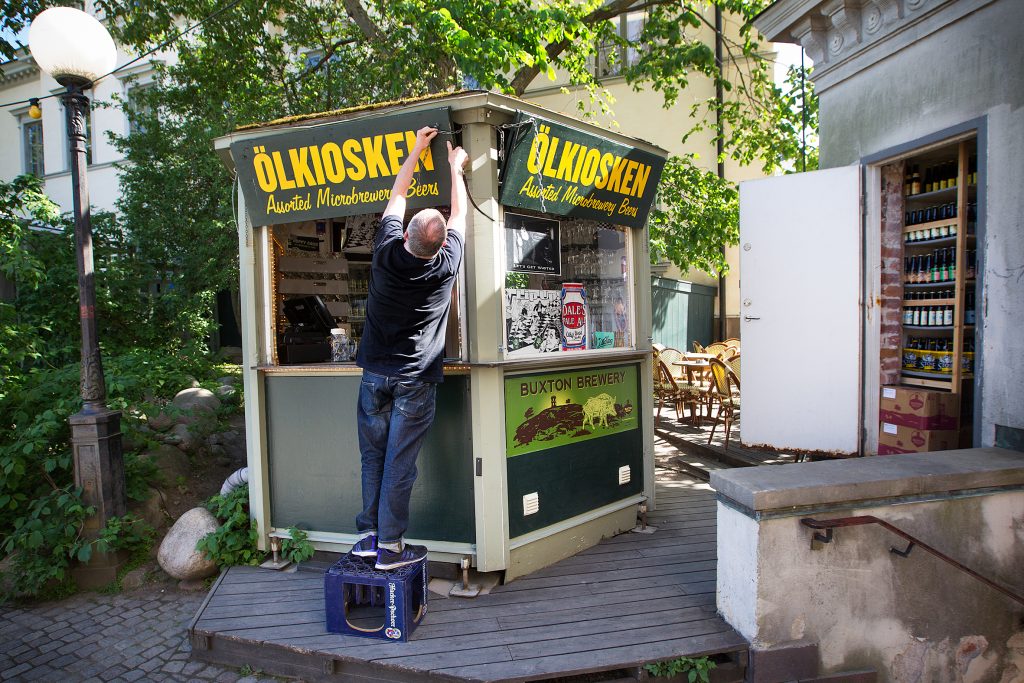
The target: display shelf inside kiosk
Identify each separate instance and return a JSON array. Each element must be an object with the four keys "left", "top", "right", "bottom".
[
  {"left": 271, "top": 211, "right": 461, "bottom": 366},
  {"left": 893, "top": 136, "right": 979, "bottom": 447}
]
